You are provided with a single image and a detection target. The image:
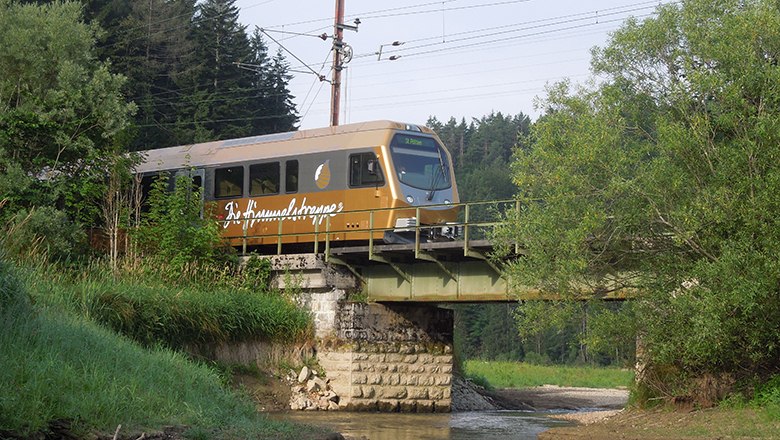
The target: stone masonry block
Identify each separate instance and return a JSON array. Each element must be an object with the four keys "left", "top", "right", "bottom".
[
  {"left": 353, "top": 373, "right": 367, "bottom": 384},
  {"left": 377, "top": 400, "right": 399, "bottom": 412},
  {"left": 436, "top": 375, "right": 452, "bottom": 386},
  {"left": 379, "top": 386, "right": 408, "bottom": 399},
  {"left": 361, "top": 386, "right": 376, "bottom": 398},
  {"left": 434, "top": 400, "right": 451, "bottom": 413},
  {"left": 399, "top": 401, "right": 417, "bottom": 413},
  {"left": 437, "top": 355, "right": 453, "bottom": 364},
  {"left": 407, "top": 387, "right": 429, "bottom": 400},
  {"left": 368, "top": 374, "right": 382, "bottom": 385},
  {"left": 416, "top": 400, "right": 434, "bottom": 412},
  {"left": 399, "top": 344, "right": 415, "bottom": 354},
  {"left": 419, "top": 376, "right": 436, "bottom": 386},
  {"left": 428, "top": 388, "right": 444, "bottom": 400},
  {"left": 350, "top": 386, "right": 363, "bottom": 398},
  {"left": 402, "top": 375, "right": 419, "bottom": 386},
  {"left": 418, "top": 354, "right": 434, "bottom": 364},
  {"left": 386, "top": 374, "right": 401, "bottom": 386},
  {"left": 403, "top": 354, "right": 419, "bottom": 363},
  {"left": 386, "top": 353, "right": 404, "bottom": 363}
]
